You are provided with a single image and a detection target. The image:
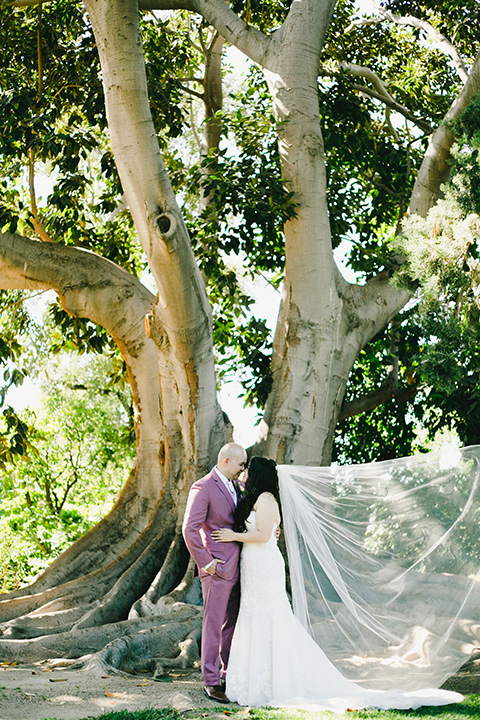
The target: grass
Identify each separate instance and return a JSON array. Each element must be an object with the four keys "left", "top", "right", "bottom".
[{"left": 39, "top": 694, "right": 480, "bottom": 720}]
